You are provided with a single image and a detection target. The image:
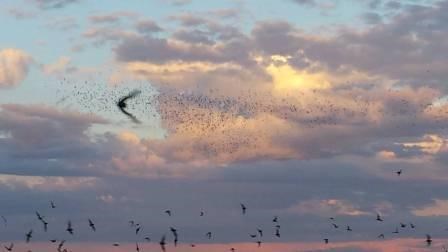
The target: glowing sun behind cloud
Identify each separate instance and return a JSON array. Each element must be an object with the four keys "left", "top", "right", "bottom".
[{"left": 266, "top": 58, "right": 330, "bottom": 95}]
